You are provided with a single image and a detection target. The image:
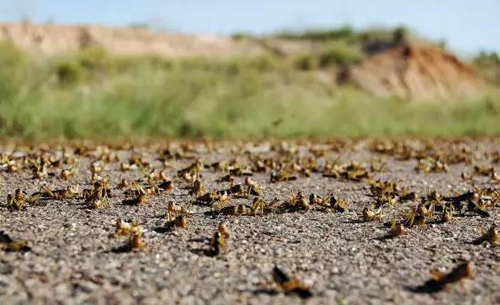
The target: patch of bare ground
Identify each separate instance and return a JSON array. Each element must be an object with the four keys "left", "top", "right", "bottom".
[{"left": 0, "top": 138, "right": 499, "bottom": 304}]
